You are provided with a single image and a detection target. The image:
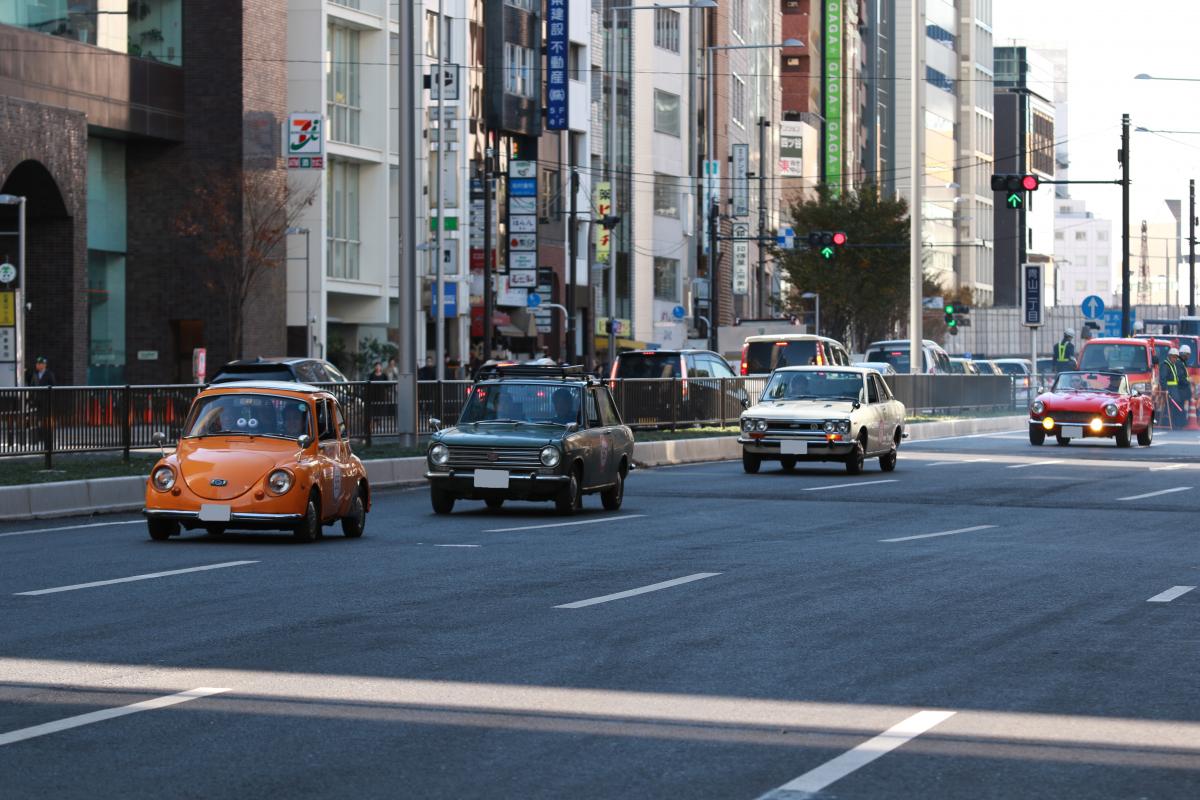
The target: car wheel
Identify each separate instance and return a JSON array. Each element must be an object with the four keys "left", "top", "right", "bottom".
[
  {"left": 845, "top": 440, "right": 865, "bottom": 475},
  {"left": 742, "top": 451, "right": 761, "bottom": 474},
  {"left": 485, "top": 497, "right": 505, "bottom": 511},
  {"left": 1055, "top": 434, "right": 1071, "bottom": 446},
  {"left": 293, "top": 495, "right": 320, "bottom": 542},
  {"left": 341, "top": 488, "right": 367, "bottom": 538},
  {"left": 601, "top": 467, "right": 625, "bottom": 511},
  {"left": 1029, "top": 424, "right": 1046, "bottom": 446},
  {"left": 555, "top": 467, "right": 582, "bottom": 515},
  {"left": 431, "top": 488, "right": 455, "bottom": 515},
  {"left": 1116, "top": 418, "right": 1133, "bottom": 448},
  {"left": 147, "top": 519, "right": 178, "bottom": 541},
  {"left": 879, "top": 448, "right": 897, "bottom": 472},
  {"left": 780, "top": 456, "right": 798, "bottom": 472},
  {"left": 1137, "top": 421, "right": 1153, "bottom": 447}
]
